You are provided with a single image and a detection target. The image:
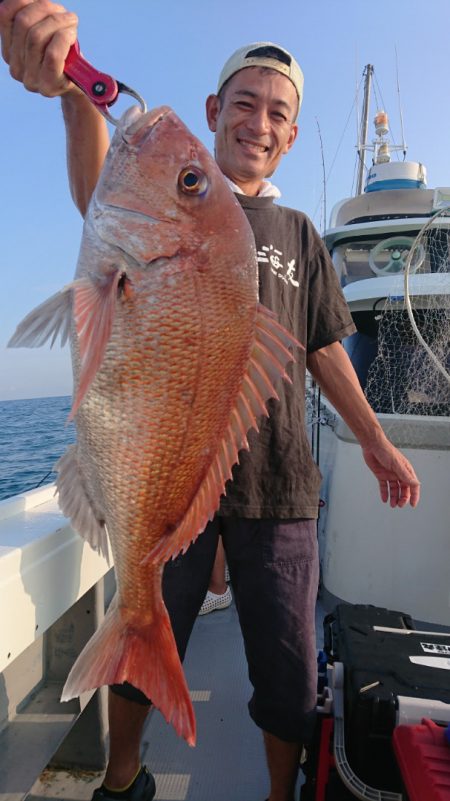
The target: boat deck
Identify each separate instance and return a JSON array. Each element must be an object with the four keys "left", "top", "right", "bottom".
[{"left": 26, "top": 596, "right": 325, "bottom": 801}]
